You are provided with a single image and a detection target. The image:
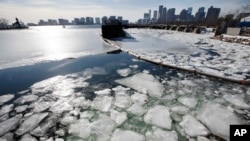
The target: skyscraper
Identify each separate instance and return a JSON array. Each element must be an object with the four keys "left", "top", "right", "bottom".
[
  {"left": 95, "top": 17, "right": 100, "bottom": 24},
  {"left": 158, "top": 5, "right": 163, "bottom": 21},
  {"left": 149, "top": 10, "right": 151, "bottom": 20},
  {"left": 205, "top": 6, "right": 220, "bottom": 24},
  {"left": 166, "top": 8, "right": 176, "bottom": 22},
  {"left": 195, "top": 7, "right": 206, "bottom": 22},
  {"left": 179, "top": 9, "right": 188, "bottom": 22},
  {"left": 162, "top": 7, "right": 167, "bottom": 23},
  {"left": 153, "top": 10, "right": 157, "bottom": 20}
]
